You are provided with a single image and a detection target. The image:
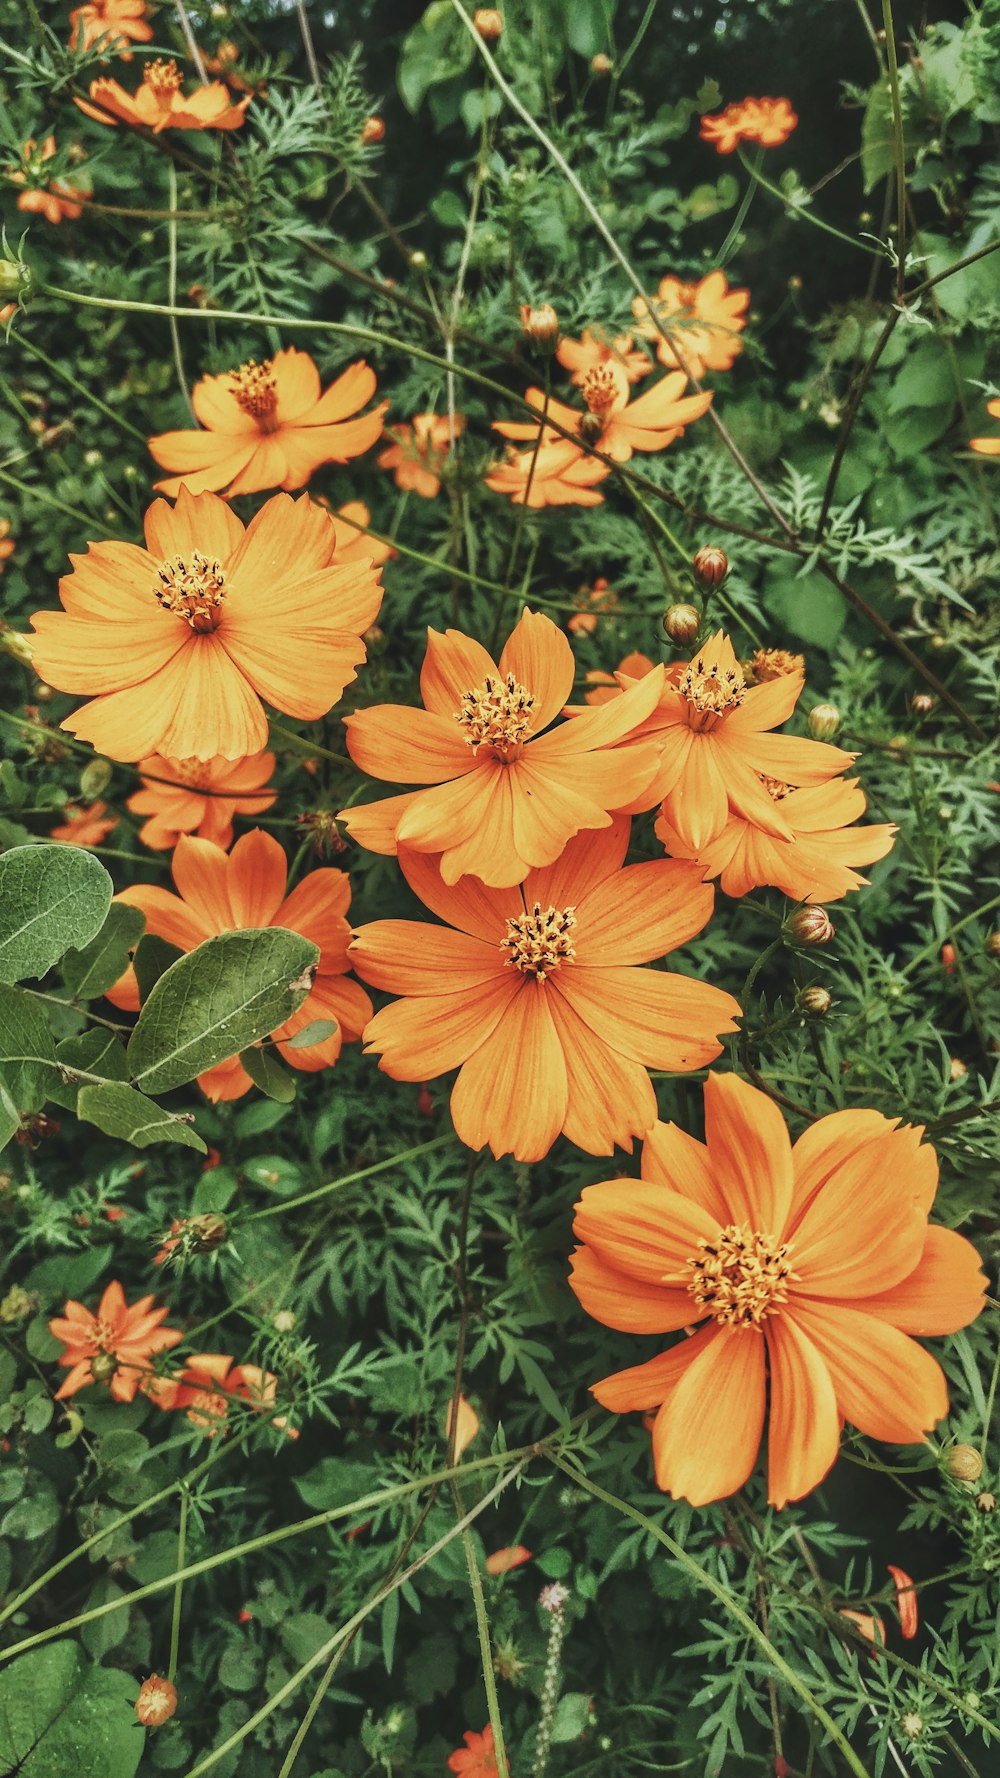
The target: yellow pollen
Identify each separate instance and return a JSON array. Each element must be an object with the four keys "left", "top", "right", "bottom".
[
  {"left": 686, "top": 1223, "right": 795, "bottom": 1328},
  {"left": 501, "top": 903, "right": 577, "bottom": 980},
  {"left": 229, "top": 358, "right": 280, "bottom": 429},
  {"left": 678, "top": 649, "right": 746, "bottom": 726},
  {"left": 144, "top": 58, "right": 184, "bottom": 94},
  {"left": 455, "top": 672, "right": 535, "bottom": 757},
  {"left": 759, "top": 773, "right": 791, "bottom": 802},
  {"left": 153, "top": 552, "right": 226, "bottom": 633},
  {"left": 168, "top": 760, "right": 210, "bottom": 788},
  {"left": 87, "top": 1316, "right": 116, "bottom": 1354},
  {"left": 749, "top": 646, "right": 805, "bottom": 684},
  {"left": 581, "top": 361, "right": 626, "bottom": 416}
]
